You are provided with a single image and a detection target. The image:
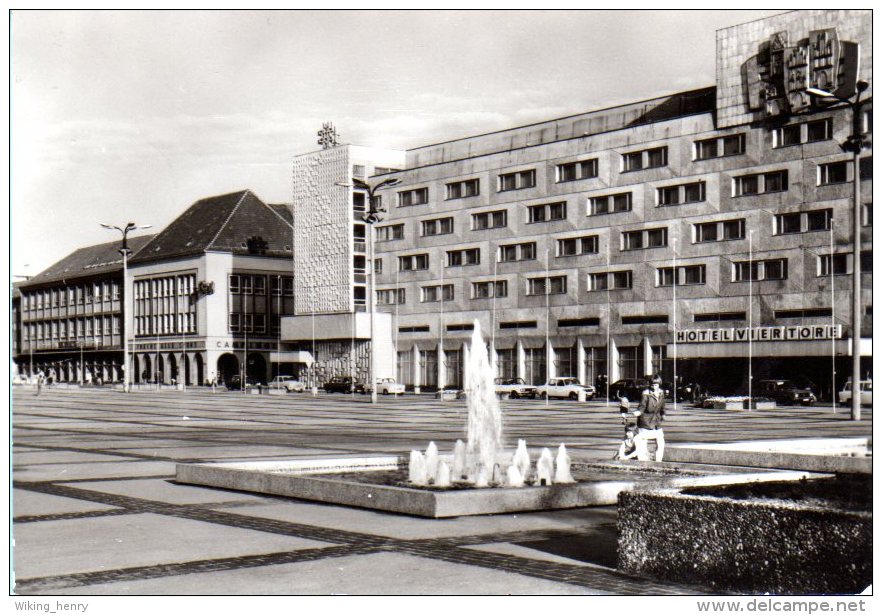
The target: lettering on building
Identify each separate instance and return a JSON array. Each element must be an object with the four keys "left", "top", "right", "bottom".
[{"left": 676, "top": 325, "right": 842, "bottom": 343}]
